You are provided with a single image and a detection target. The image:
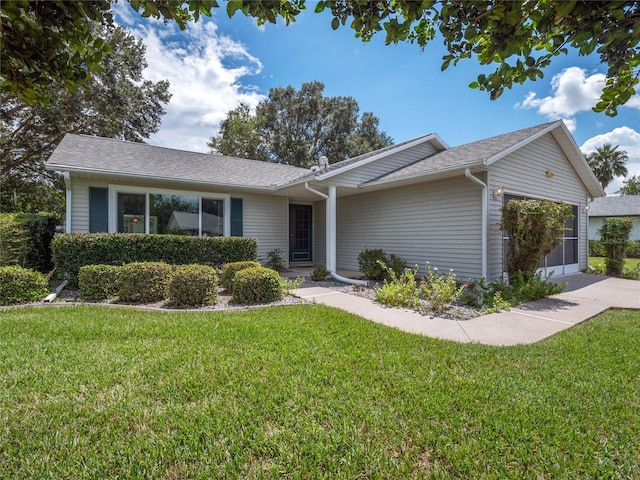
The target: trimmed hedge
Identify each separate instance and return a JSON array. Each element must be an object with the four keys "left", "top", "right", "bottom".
[
  {"left": 591, "top": 239, "right": 640, "bottom": 259},
  {"left": 52, "top": 233, "right": 257, "bottom": 286},
  {"left": 78, "top": 264, "right": 121, "bottom": 300},
  {"left": 169, "top": 265, "right": 219, "bottom": 308},
  {"left": 117, "top": 262, "right": 173, "bottom": 304},
  {"left": 232, "top": 266, "right": 283, "bottom": 305},
  {"left": 221, "top": 261, "right": 261, "bottom": 291},
  {"left": 0, "top": 266, "right": 49, "bottom": 306},
  {"left": 0, "top": 212, "right": 59, "bottom": 272}
]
